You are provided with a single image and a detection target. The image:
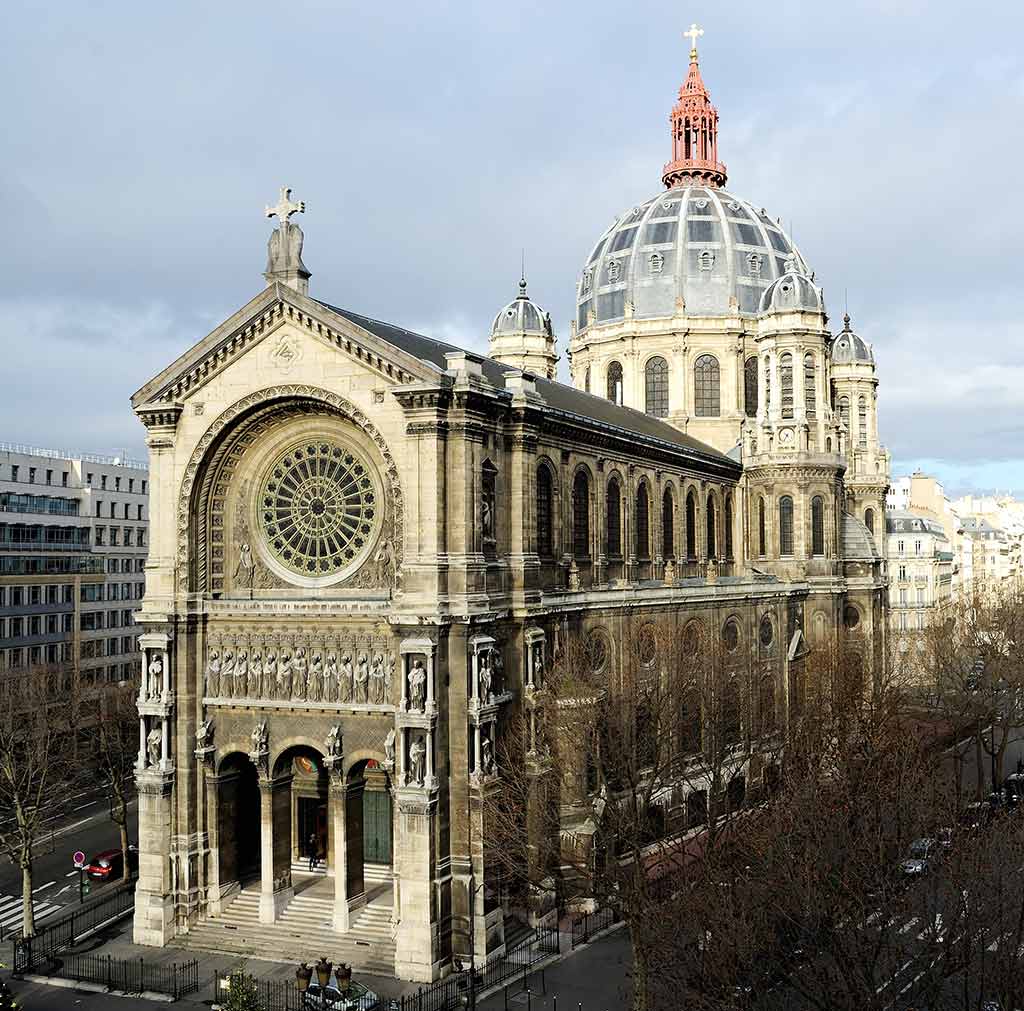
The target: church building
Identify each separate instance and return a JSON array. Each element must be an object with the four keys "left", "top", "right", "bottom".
[{"left": 129, "top": 29, "right": 888, "bottom": 981}]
